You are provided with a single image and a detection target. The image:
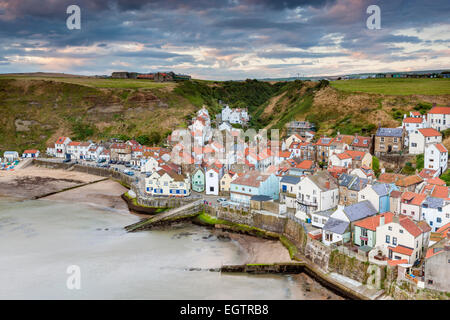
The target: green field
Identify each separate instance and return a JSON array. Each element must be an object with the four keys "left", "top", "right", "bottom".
[
  {"left": 330, "top": 78, "right": 450, "bottom": 95},
  {"left": 0, "top": 75, "right": 175, "bottom": 89}
]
